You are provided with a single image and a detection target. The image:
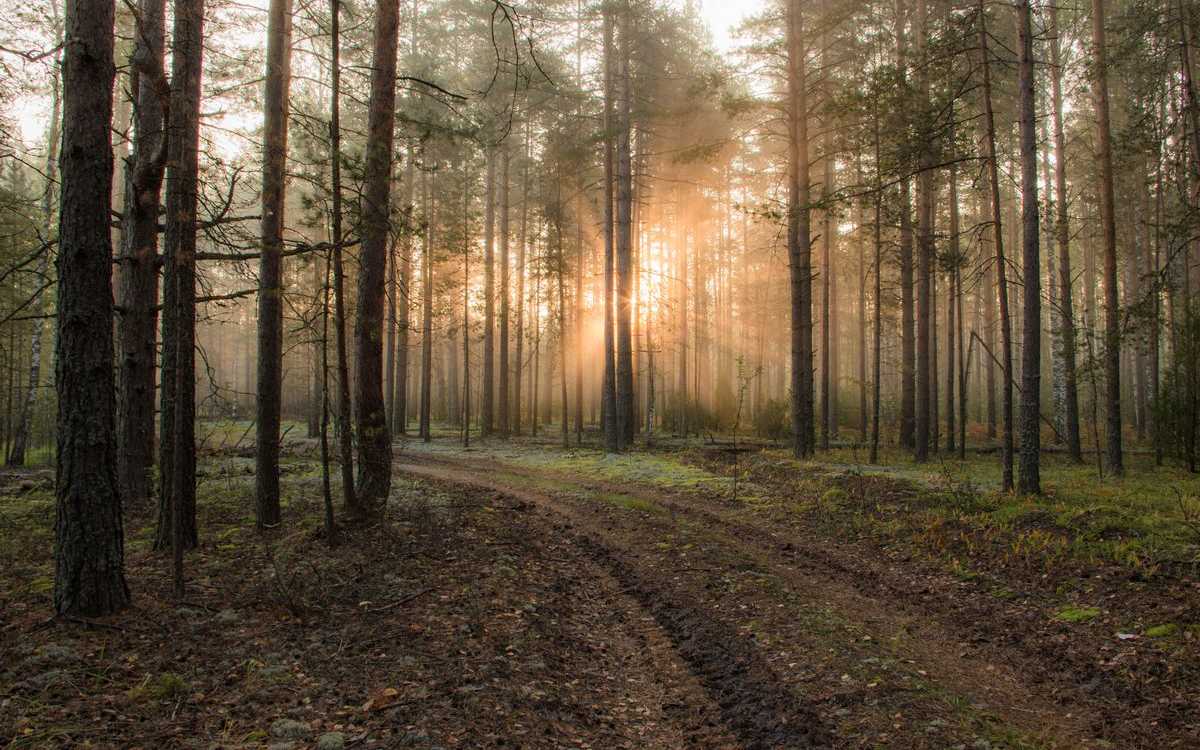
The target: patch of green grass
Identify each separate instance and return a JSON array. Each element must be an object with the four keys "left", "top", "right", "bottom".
[
  {"left": 1054, "top": 606, "right": 1100, "bottom": 623},
  {"left": 595, "top": 492, "right": 660, "bottom": 514}
]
